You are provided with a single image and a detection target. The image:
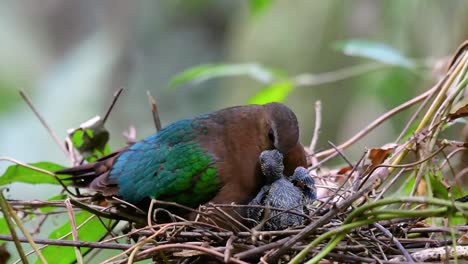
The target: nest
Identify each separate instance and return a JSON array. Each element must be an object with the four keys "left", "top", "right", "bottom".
[{"left": 1, "top": 41, "right": 468, "bottom": 263}]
